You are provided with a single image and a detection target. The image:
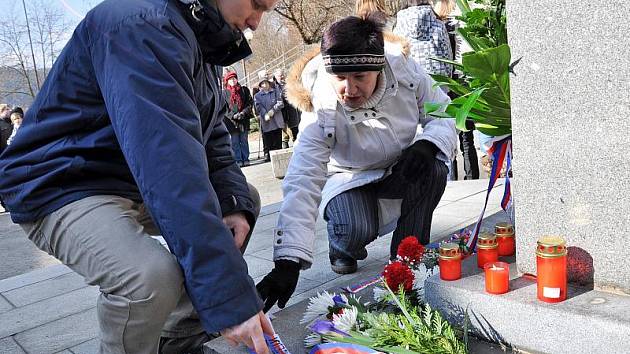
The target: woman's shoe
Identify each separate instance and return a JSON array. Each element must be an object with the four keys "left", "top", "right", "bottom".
[{"left": 330, "top": 257, "right": 357, "bottom": 274}]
